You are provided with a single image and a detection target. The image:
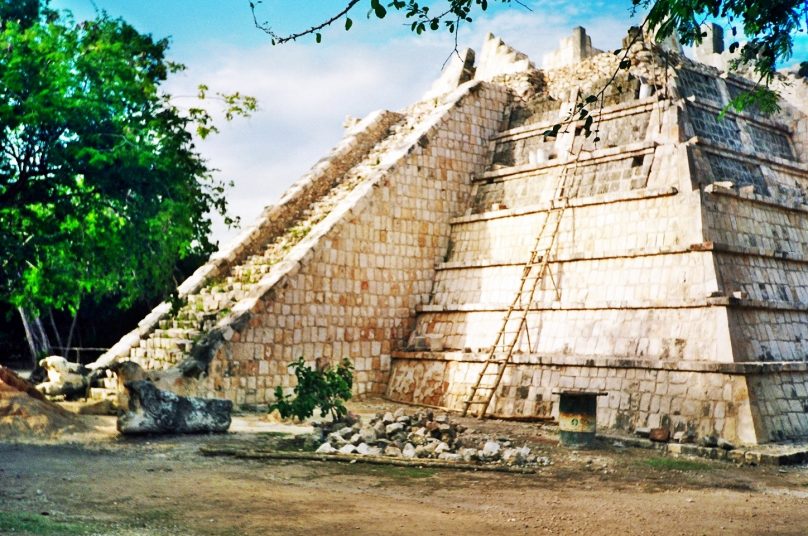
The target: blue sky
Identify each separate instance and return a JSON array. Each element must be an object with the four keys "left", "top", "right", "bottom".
[{"left": 50, "top": 1, "right": 806, "bottom": 244}]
